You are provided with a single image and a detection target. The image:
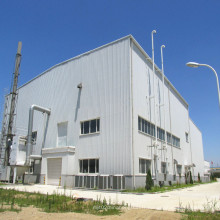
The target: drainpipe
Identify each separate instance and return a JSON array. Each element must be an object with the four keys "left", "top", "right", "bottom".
[
  {"left": 151, "top": 30, "right": 158, "bottom": 180},
  {"left": 25, "top": 104, "right": 51, "bottom": 166}
]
